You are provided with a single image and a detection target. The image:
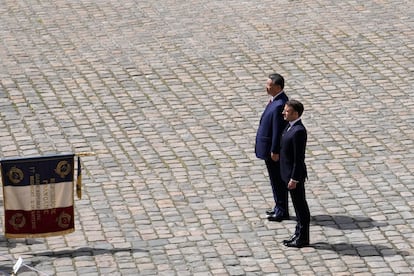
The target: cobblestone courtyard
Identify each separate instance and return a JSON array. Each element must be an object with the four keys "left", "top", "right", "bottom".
[{"left": 0, "top": 0, "right": 413, "bottom": 275}]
